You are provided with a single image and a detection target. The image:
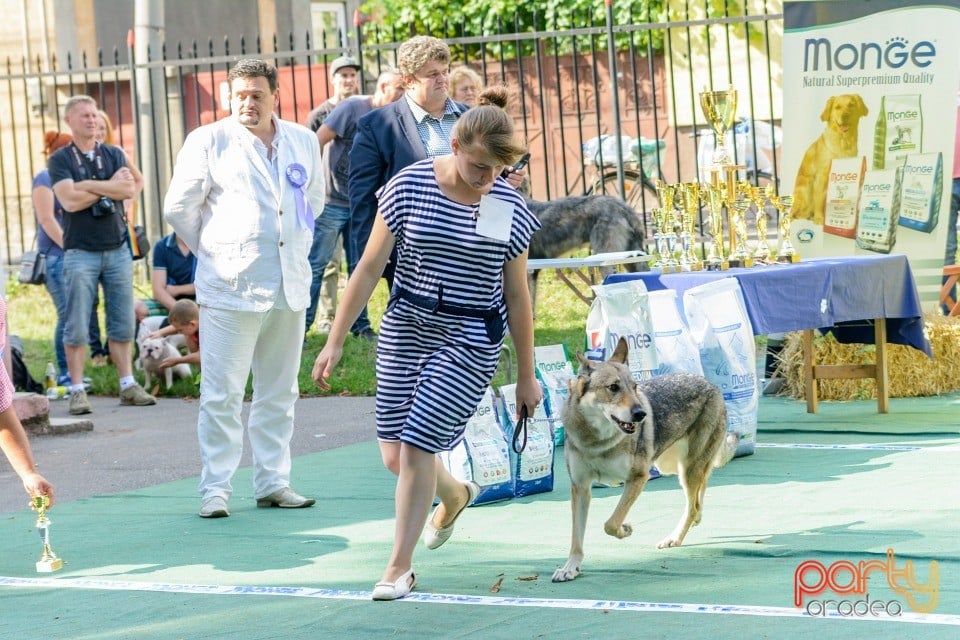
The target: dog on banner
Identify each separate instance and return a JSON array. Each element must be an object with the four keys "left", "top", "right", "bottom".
[{"left": 525, "top": 194, "right": 648, "bottom": 314}]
